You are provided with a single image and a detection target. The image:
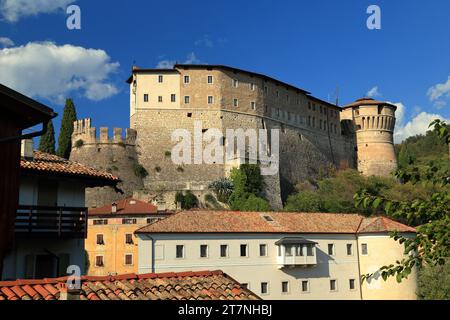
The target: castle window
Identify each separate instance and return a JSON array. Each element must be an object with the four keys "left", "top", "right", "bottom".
[
  {"left": 251, "top": 101, "right": 256, "bottom": 110},
  {"left": 207, "top": 75, "right": 213, "bottom": 84},
  {"left": 95, "top": 256, "right": 104, "bottom": 267},
  {"left": 276, "top": 90, "right": 279, "bottom": 98},
  {"left": 176, "top": 245, "right": 185, "bottom": 259},
  {"left": 158, "top": 96, "right": 163, "bottom": 103},
  {"left": 240, "top": 244, "right": 248, "bottom": 257},
  {"left": 158, "top": 75, "right": 163, "bottom": 83},
  {"left": 308, "top": 102, "right": 311, "bottom": 110},
  {"left": 264, "top": 86, "right": 268, "bottom": 94},
  {"left": 93, "top": 219, "right": 108, "bottom": 225},
  {"left": 232, "top": 79, "right": 239, "bottom": 88},
  {"left": 261, "top": 282, "right": 269, "bottom": 295},
  {"left": 220, "top": 244, "right": 228, "bottom": 257},
  {"left": 122, "top": 218, "right": 137, "bottom": 225},
  {"left": 286, "top": 94, "right": 289, "bottom": 102},
  {"left": 144, "top": 94, "right": 149, "bottom": 102},
  {"left": 187, "top": 112, "right": 192, "bottom": 118},
  {"left": 361, "top": 243, "right": 368, "bottom": 255},
  {"left": 171, "top": 94, "right": 176, "bottom": 102},
  {"left": 96, "top": 234, "right": 104, "bottom": 245},
  {"left": 184, "top": 96, "right": 190, "bottom": 104},
  {"left": 184, "top": 75, "right": 190, "bottom": 84},
  {"left": 312, "top": 117, "right": 316, "bottom": 128},
  {"left": 125, "top": 233, "right": 133, "bottom": 244},
  {"left": 233, "top": 98, "right": 238, "bottom": 107},
  {"left": 308, "top": 116, "right": 311, "bottom": 126},
  {"left": 327, "top": 243, "right": 335, "bottom": 255},
  {"left": 259, "top": 244, "right": 267, "bottom": 257},
  {"left": 250, "top": 83, "right": 255, "bottom": 91},
  {"left": 319, "top": 106, "right": 323, "bottom": 114},
  {"left": 282, "top": 281, "right": 289, "bottom": 294},
  {"left": 349, "top": 279, "right": 356, "bottom": 290},
  {"left": 330, "top": 279, "right": 337, "bottom": 292},
  {"left": 301, "top": 280, "right": 309, "bottom": 293},
  {"left": 324, "top": 121, "right": 327, "bottom": 131},
  {"left": 200, "top": 245, "right": 208, "bottom": 258},
  {"left": 312, "top": 104, "right": 316, "bottom": 112},
  {"left": 208, "top": 96, "right": 214, "bottom": 104},
  {"left": 346, "top": 244, "right": 353, "bottom": 255},
  {"left": 125, "top": 254, "right": 133, "bottom": 265}
]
